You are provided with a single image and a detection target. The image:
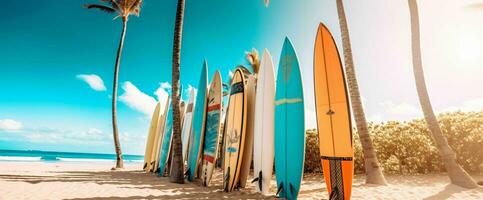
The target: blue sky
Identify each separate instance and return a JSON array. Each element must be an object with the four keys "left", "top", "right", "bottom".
[{"left": 0, "top": 0, "right": 482, "bottom": 155}]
